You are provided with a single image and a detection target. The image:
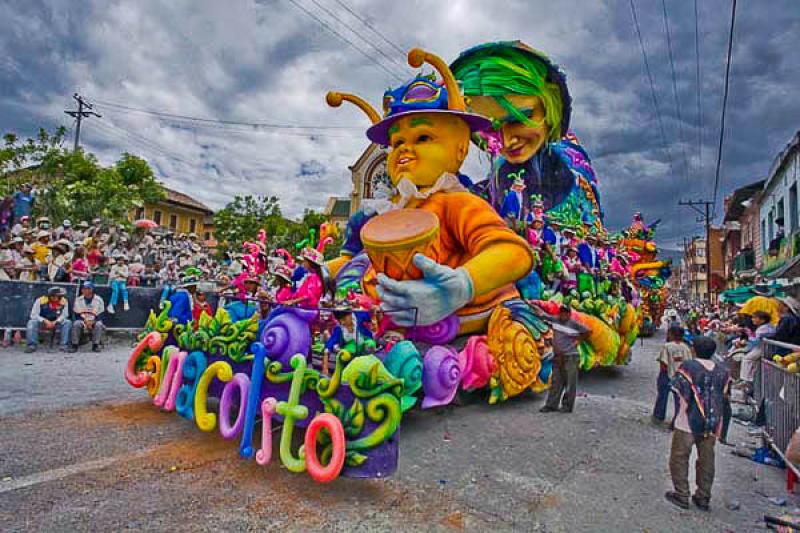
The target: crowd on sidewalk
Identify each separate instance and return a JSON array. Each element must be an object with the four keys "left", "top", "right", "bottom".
[{"left": 653, "top": 292, "right": 800, "bottom": 512}]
